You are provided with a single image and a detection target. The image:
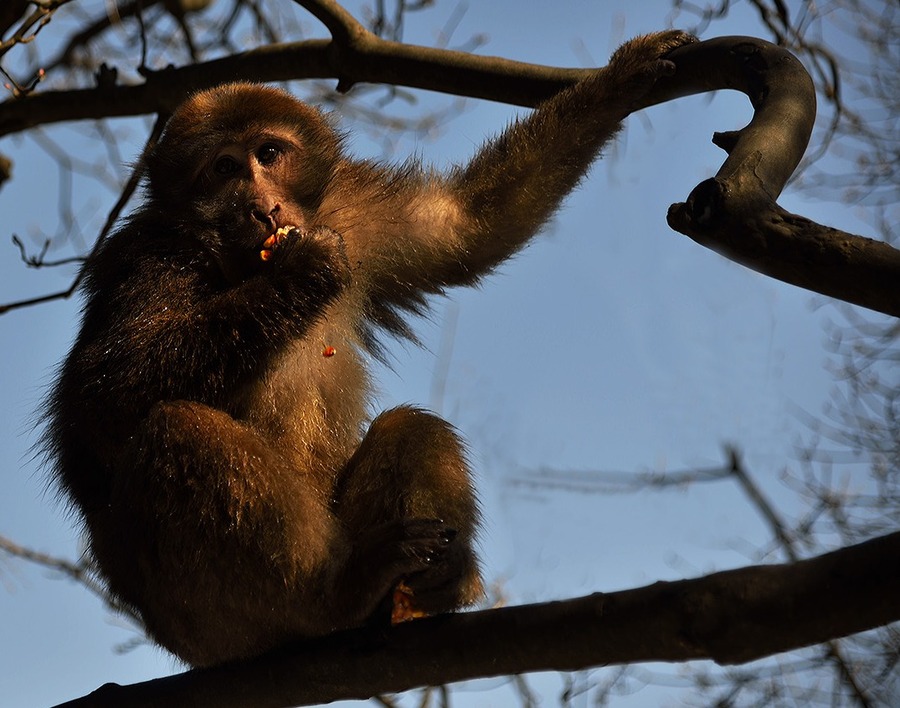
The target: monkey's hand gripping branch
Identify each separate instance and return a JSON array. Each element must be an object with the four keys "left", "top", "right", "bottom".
[{"left": 642, "top": 37, "right": 900, "bottom": 318}]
